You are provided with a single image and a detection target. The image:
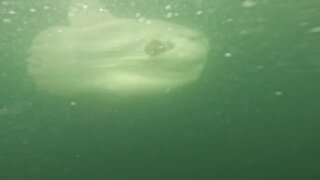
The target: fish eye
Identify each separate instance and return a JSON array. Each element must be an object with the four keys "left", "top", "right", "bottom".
[{"left": 144, "top": 39, "right": 175, "bottom": 56}]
